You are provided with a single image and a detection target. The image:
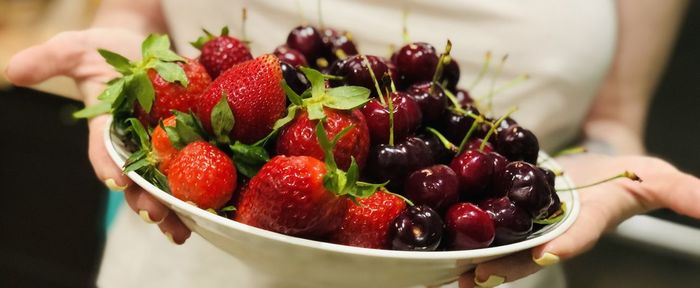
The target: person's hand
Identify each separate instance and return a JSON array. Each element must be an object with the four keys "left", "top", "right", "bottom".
[
  {"left": 5, "top": 28, "right": 192, "bottom": 244},
  {"left": 458, "top": 154, "right": 700, "bottom": 287}
]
